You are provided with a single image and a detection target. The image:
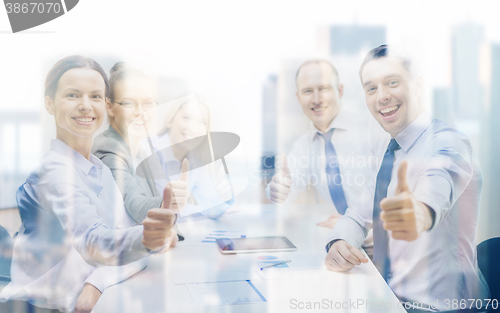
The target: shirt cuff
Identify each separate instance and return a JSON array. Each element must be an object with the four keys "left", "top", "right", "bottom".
[
  {"left": 146, "top": 246, "right": 167, "bottom": 254},
  {"left": 326, "top": 216, "right": 367, "bottom": 249},
  {"left": 265, "top": 182, "right": 272, "bottom": 202},
  {"left": 420, "top": 203, "right": 437, "bottom": 231},
  {"left": 84, "top": 279, "right": 105, "bottom": 293},
  {"left": 414, "top": 175, "right": 452, "bottom": 230},
  {"left": 325, "top": 239, "right": 342, "bottom": 253}
]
